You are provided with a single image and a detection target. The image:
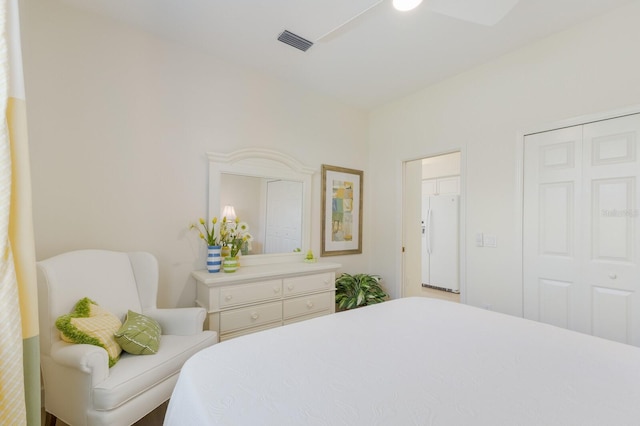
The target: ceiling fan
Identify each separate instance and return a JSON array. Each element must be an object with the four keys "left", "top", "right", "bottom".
[
  {"left": 317, "top": 0, "right": 521, "bottom": 41},
  {"left": 277, "top": 0, "right": 520, "bottom": 52}
]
